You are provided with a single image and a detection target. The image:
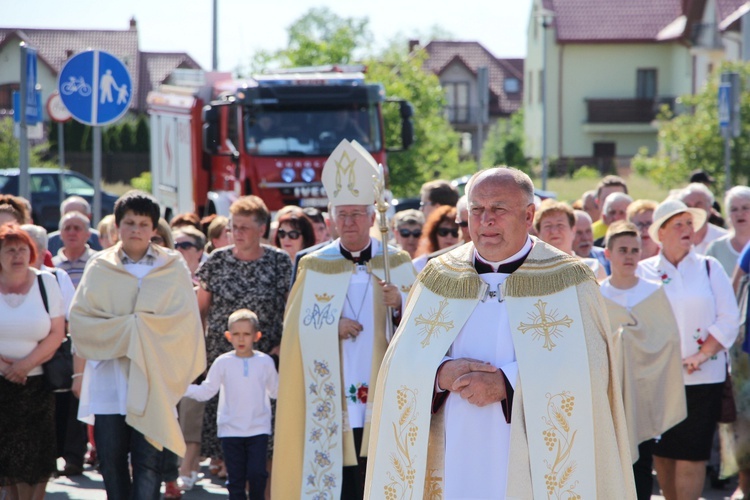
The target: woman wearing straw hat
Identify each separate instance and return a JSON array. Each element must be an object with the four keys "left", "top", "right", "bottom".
[{"left": 638, "top": 199, "right": 740, "bottom": 500}]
